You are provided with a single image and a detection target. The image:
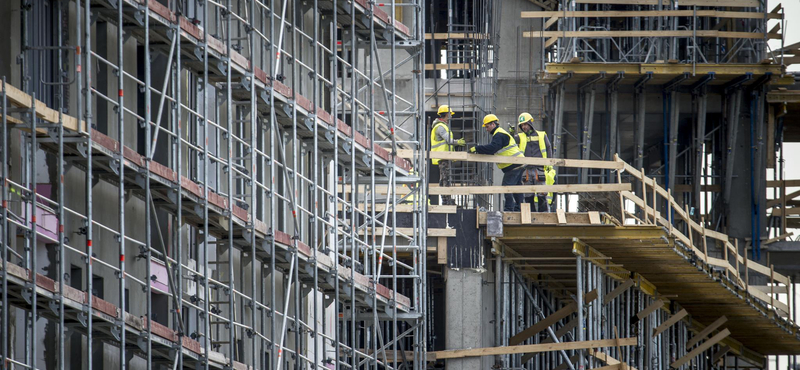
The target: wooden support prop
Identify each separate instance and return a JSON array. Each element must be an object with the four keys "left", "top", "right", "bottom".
[
  {"left": 686, "top": 316, "right": 727, "bottom": 348},
  {"left": 521, "top": 203, "right": 532, "bottom": 224},
  {"left": 592, "top": 352, "right": 639, "bottom": 370},
  {"left": 509, "top": 289, "right": 598, "bottom": 345},
  {"left": 636, "top": 300, "right": 663, "bottom": 320},
  {"left": 671, "top": 329, "right": 731, "bottom": 368},
  {"left": 429, "top": 151, "right": 624, "bottom": 169},
  {"left": 604, "top": 279, "right": 634, "bottom": 304},
  {"left": 588, "top": 211, "right": 601, "bottom": 225},
  {"left": 652, "top": 309, "right": 688, "bottom": 337},
  {"left": 430, "top": 338, "right": 637, "bottom": 360},
  {"left": 712, "top": 346, "right": 731, "bottom": 364},
  {"left": 437, "top": 237, "right": 447, "bottom": 264},
  {"left": 556, "top": 209, "right": 567, "bottom": 224},
  {"left": 540, "top": 320, "right": 579, "bottom": 344},
  {"left": 523, "top": 320, "right": 580, "bottom": 362},
  {"left": 614, "top": 326, "right": 626, "bottom": 370}
]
